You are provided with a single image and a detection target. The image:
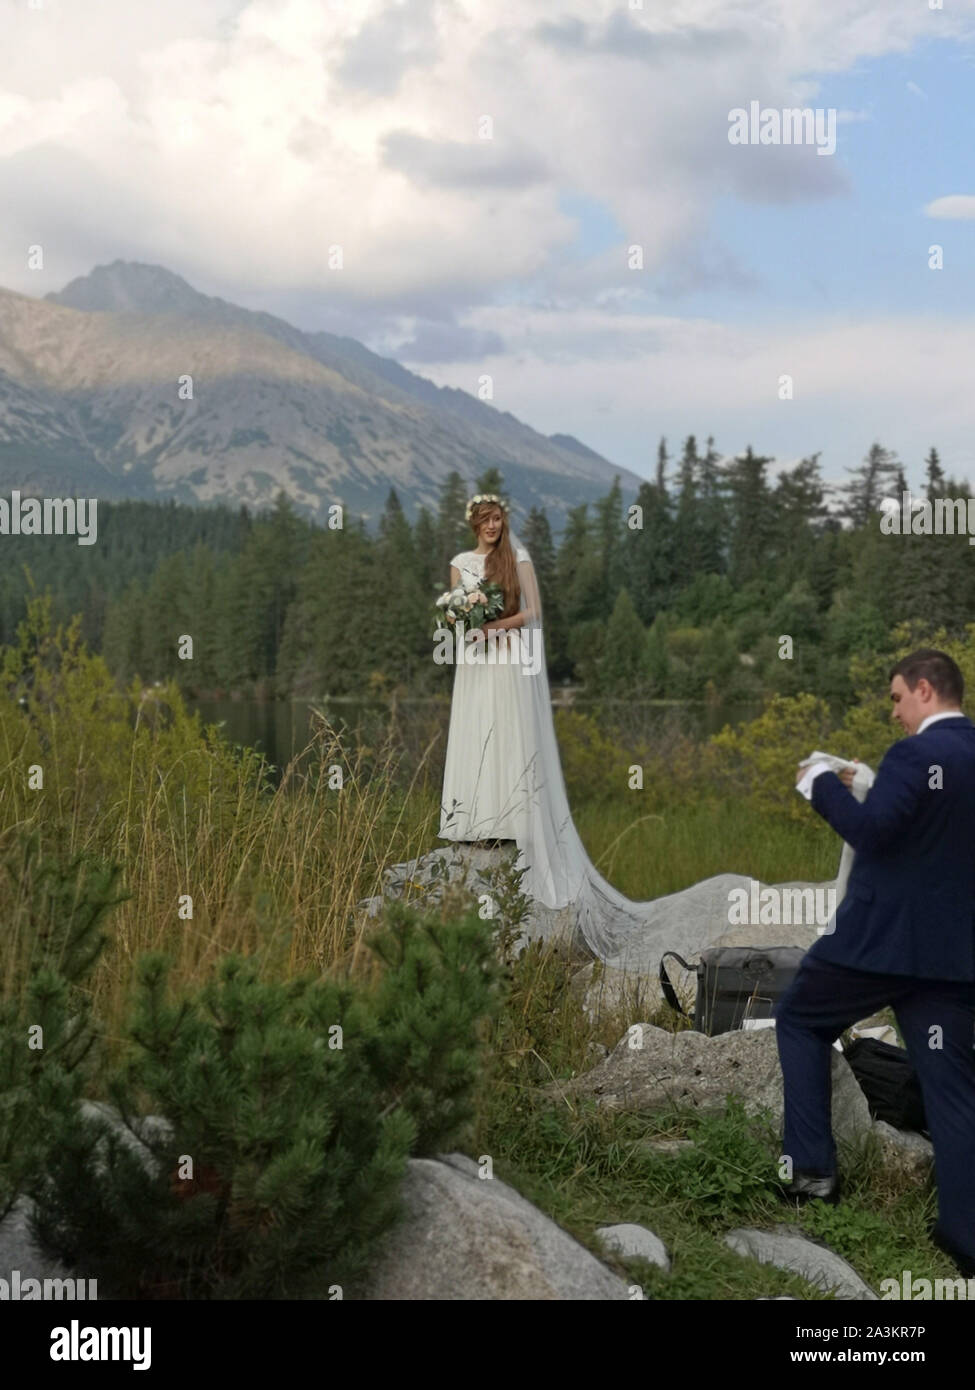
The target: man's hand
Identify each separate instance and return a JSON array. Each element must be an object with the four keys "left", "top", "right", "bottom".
[{"left": 795, "top": 758, "right": 859, "bottom": 788}]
